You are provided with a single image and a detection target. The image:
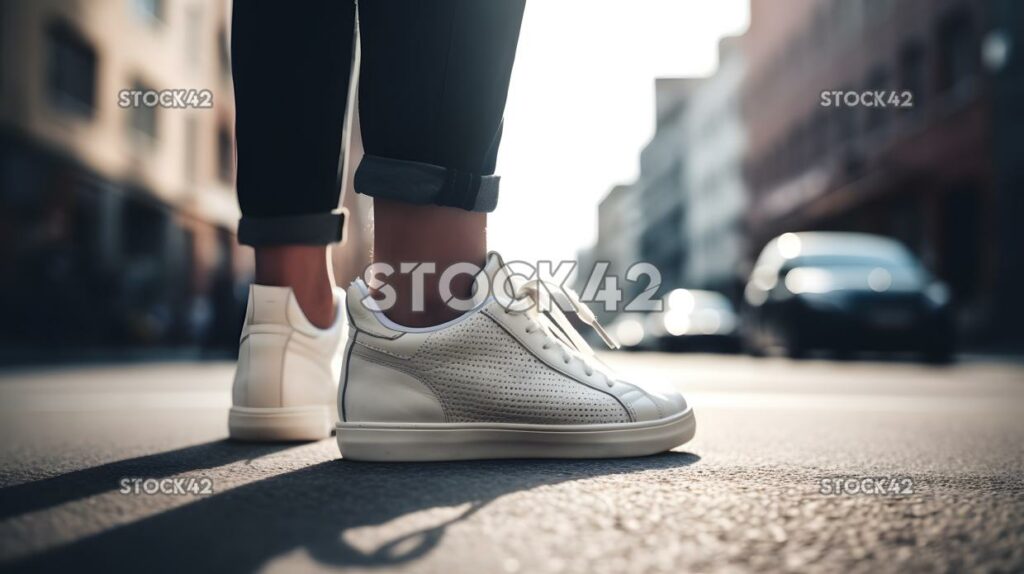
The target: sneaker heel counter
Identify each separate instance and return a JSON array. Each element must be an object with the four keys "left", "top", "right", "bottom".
[
  {"left": 338, "top": 322, "right": 356, "bottom": 422},
  {"left": 343, "top": 352, "right": 445, "bottom": 423},
  {"left": 232, "top": 331, "right": 288, "bottom": 408},
  {"left": 278, "top": 341, "right": 339, "bottom": 409}
]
